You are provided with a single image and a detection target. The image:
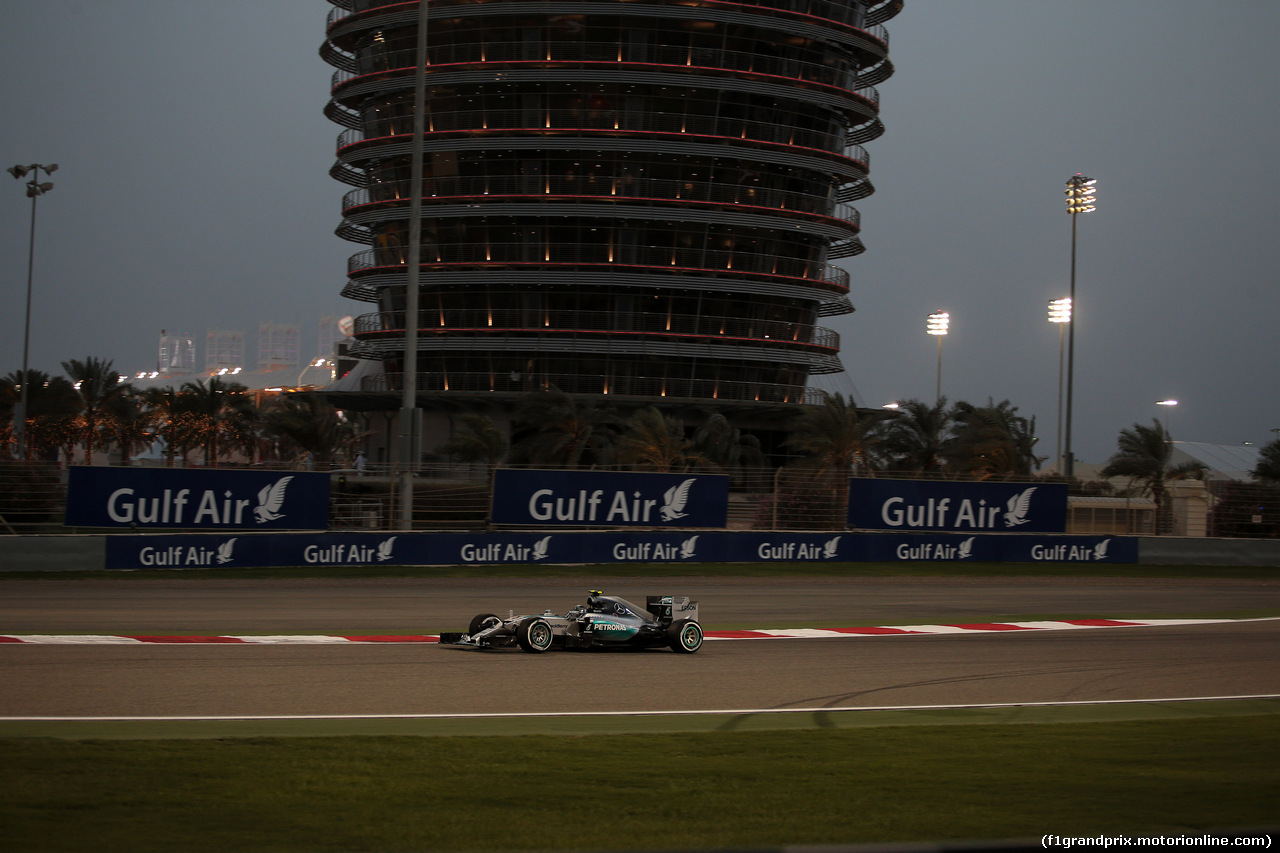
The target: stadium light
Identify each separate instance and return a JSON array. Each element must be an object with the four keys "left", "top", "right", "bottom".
[
  {"left": 8, "top": 163, "right": 57, "bottom": 460},
  {"left": 1062, "top": 174, "right": 1096, "bottom": 477},
  {"left": 1048, "top": 298, "right": 1071, "bottom": 471},
  {"left": 926, "top": 311, "right": 949, "bottom": 404}
]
